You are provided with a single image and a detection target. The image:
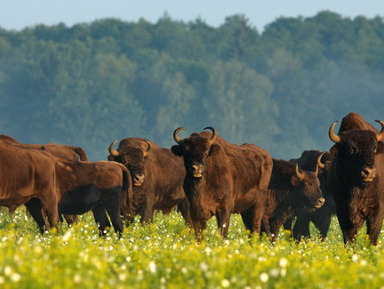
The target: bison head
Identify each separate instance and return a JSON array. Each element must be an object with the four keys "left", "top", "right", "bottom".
[
  {"left": 108, "top": 140, "right": 151, "bottom": 186},
  {"left": 171, "top": 127, "right": 220, "bottom": 179},
  {"left": 292, "top": 164, "right": 325, "bottom": 210},
  {"left": 329, "top": 120, "right": 384, "bottom": 187}
]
